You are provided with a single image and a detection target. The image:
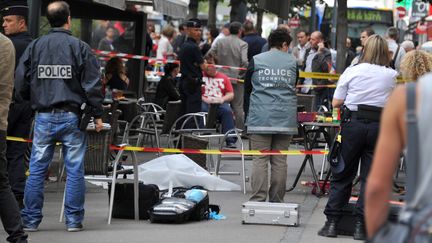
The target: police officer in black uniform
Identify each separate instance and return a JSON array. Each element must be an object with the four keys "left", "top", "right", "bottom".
[
  {"left": 178, "top": 19, "right": 206, "bottom": 116},
  {"left": 1, "top": 0, "right": 33, "bottom": 208},
  {"left": 15, "top": 1, "right": 103, "bottom": 231}
]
